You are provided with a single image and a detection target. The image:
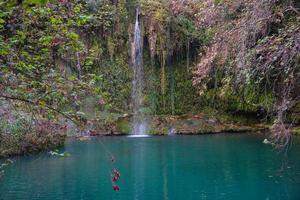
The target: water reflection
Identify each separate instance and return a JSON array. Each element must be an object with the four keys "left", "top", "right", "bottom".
[{"left": 0, "top": 135, "right": 300, "bottom": 200}]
